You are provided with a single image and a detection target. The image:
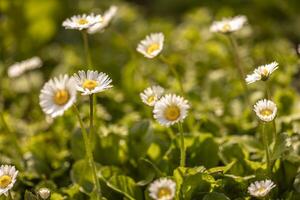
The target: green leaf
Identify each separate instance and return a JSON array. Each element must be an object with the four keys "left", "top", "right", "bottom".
[
  {"left": 203, "top": 192, "right": 230, "bottom": 200},
  {"left": 106, "top": 175, "right": 143, "bottom": 200},
  {"left": 128, "top": 120, "right": 154, "bottom": 160},
  {"left": 71, "top": 159, "right": 94, "bottom": 194},
  {"left": 188, "top": 133, "right": 219, "bottom": 168},
  {"left": 271, "top": 132, "right": 288, "bottom": 161},
  {"left": 24, "top": 190, "right": 38, "bottom": 200}
]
